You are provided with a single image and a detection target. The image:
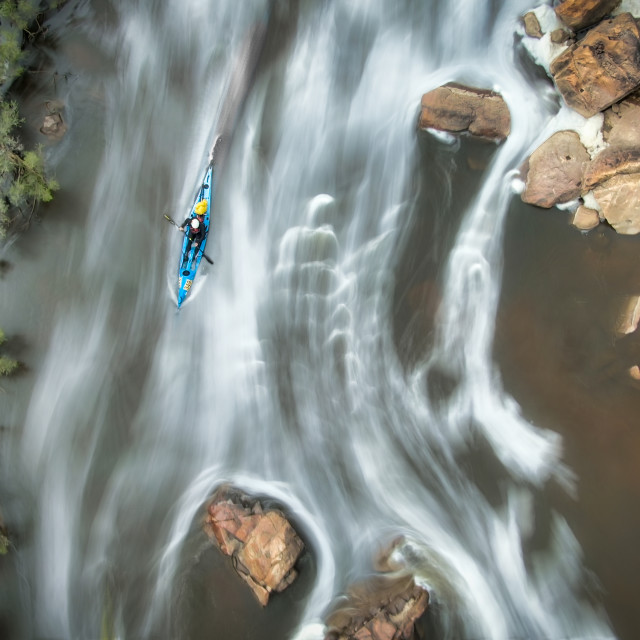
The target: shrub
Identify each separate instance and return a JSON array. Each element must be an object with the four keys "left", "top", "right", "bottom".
[{"left": 1, "top": 1, "right": 60, "bottom": 237}]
